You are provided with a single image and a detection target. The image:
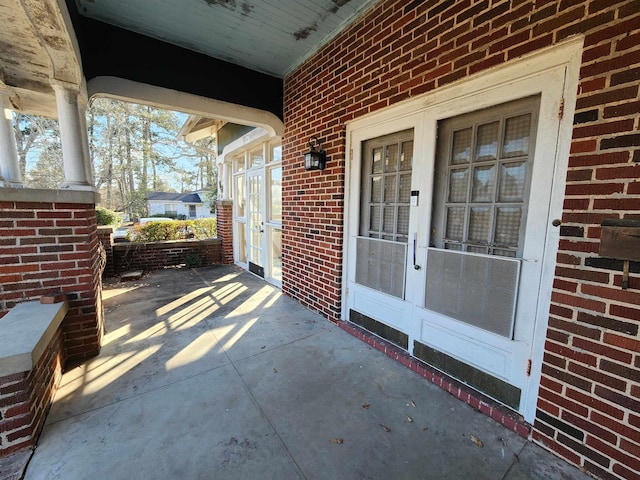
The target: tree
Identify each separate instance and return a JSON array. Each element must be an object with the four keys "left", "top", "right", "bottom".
[
  {"left": 27, "top": 141, "right": 64, "bottom": 188},
  {"left": 15, "top": 99, "right": 215, "bottom": 217},
  {"left": 12, "top": 113, "right": 59, "bottom": 181}
]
